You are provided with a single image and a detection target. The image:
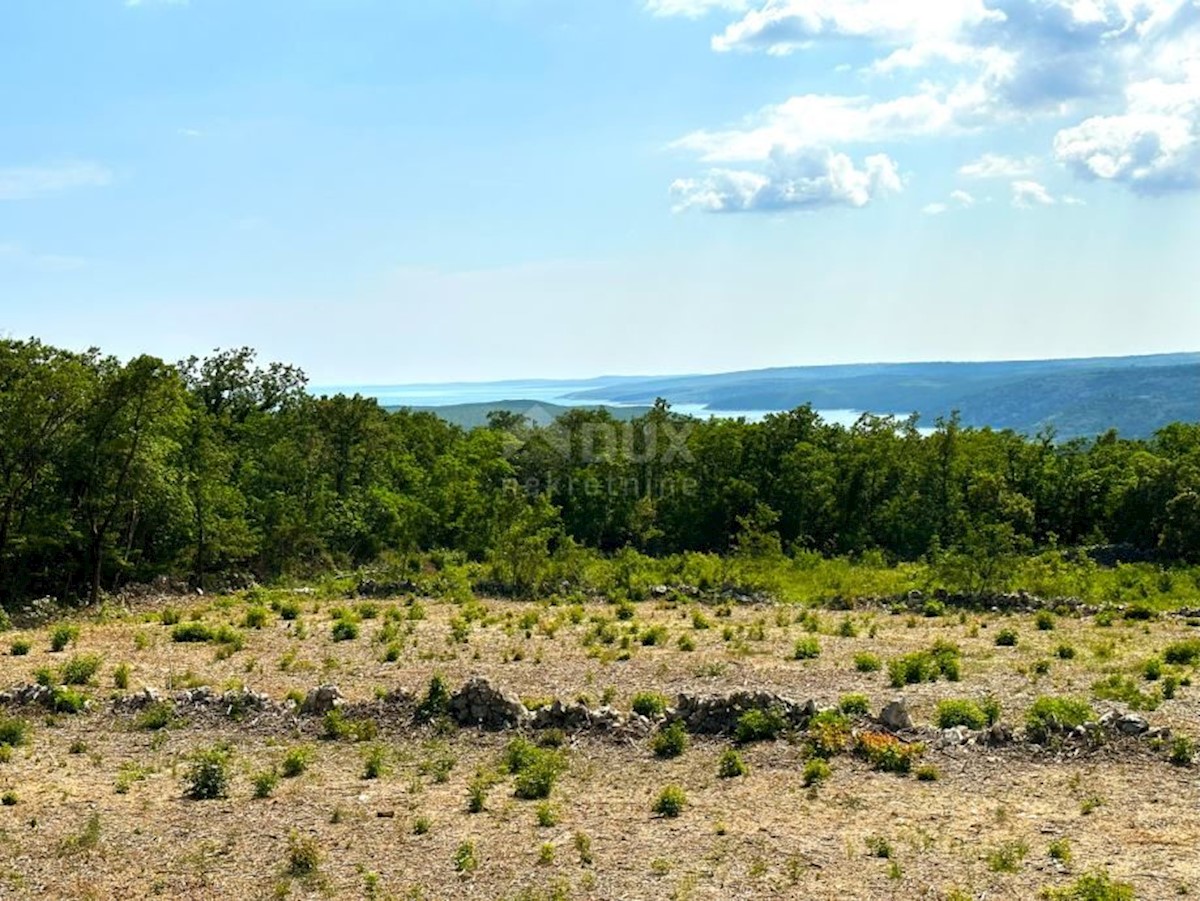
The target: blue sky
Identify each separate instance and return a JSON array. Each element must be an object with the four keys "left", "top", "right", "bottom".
[{"left": 2, "top": 0, "right": 1199, "bottom": 383}]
